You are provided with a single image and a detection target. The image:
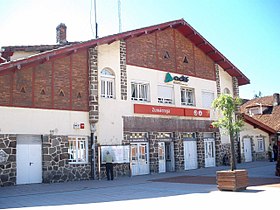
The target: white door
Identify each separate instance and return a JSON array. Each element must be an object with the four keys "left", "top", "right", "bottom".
[
  {"left": 17, "top": 135, "right": 42, "bottom": 185},
  {"left": 204, "top": 138, "right": 216, "bottom": 167},
  {"left": 184, "top": 141, "right": 198, "bottom": 170},
  {"left": 158, "top": 142, "right": 166, "bottom": 173},
  {"left": 244, "top": 138, "right": 252, "bottom": 162},
  {"left": 166, "top": 142, "right": 175, "bottom": 172},
  {"left": 131, "top": 143, "right": 149, "bottom": 176}
]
